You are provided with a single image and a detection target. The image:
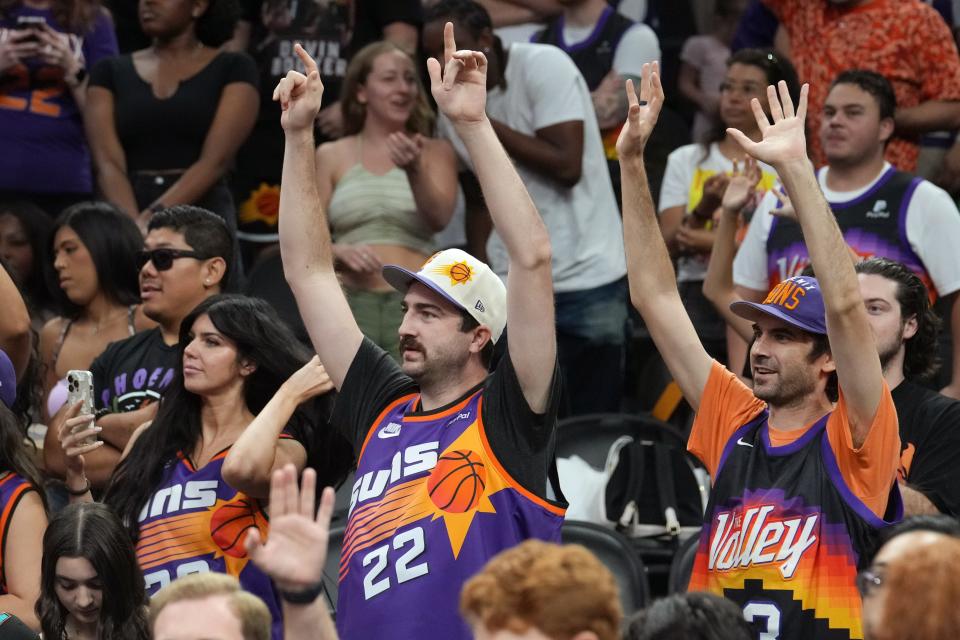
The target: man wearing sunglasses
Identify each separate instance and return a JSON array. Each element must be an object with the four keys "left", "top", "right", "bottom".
[{"left": 44, "top": 206, "right": 232, "bottom": 490}]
